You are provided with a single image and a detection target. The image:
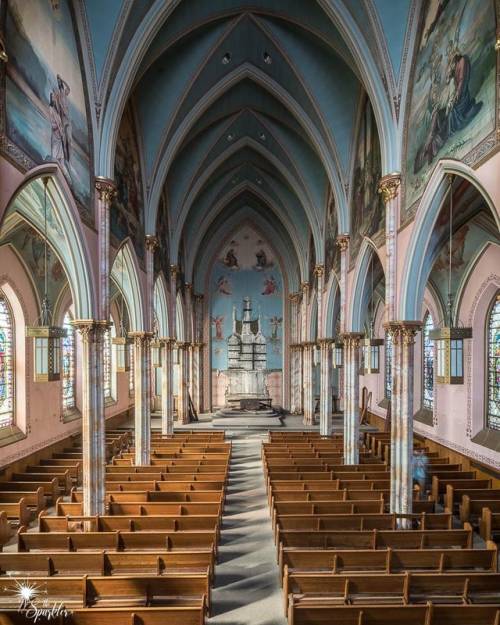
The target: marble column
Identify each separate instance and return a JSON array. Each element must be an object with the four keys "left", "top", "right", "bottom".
[
  {"left": 378, "top": 174, "right": 401, "bottom": 322},
  {"left": 130, "top": 332, "right": 153, "bottom": 465},
  {"left": 335, "top": 235, "right": 350, "bottom": 335},
  {"left": 145, "top": 236, "right": 159, "bottom": 328},
  {"left": 319, "top": 338, "right": 333, "bottom": 436},
  {"left": 161, "top": 338, "right": 175, "bottom": 436},
  {"left": 290, "top": 344, "right": 303, "bottom": 415},
  {"left": 94, "top": 178, "right": 116, "bottom": 321},
  {"left": 386, "top": 321, "right": 421, "bottom": 518},
  {"left": 177, "top": 342, "right": 190, "bottom": 424},
  {"left": 73, "top": 320, "right": 108, "bottom": 516},
  {"left": 190, "top": 342, "right": 204, "bottom": 415},
  {"left": 342, "top": 332, "right": 363, "bottom": 464},
  {"left": 169, "top": 265, "right": 179, "bottom": 339},
  {"left": 314, "top": 264, "right": 325, "bottom": 337},
  {"left": 300, "top": 282, "right": 310, "bottom": 344},
  {"left": 302, "top": 341, "right": 315, "bottom": 425}
]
